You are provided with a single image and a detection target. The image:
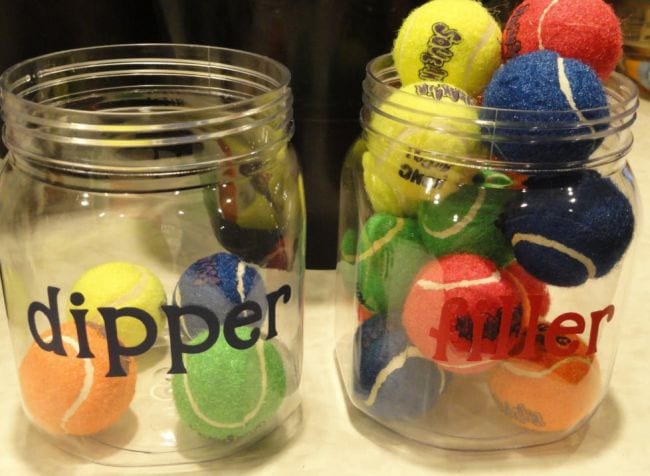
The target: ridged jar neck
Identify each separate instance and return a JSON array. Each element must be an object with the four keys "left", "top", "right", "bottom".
[
  {"left": 0, "top": 44, "right": 294, "bottom": 185},
  {"left": 361, "top": 53, "right": 639, "bottom": 173}
]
